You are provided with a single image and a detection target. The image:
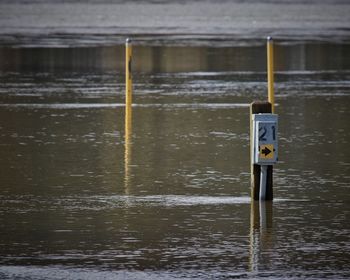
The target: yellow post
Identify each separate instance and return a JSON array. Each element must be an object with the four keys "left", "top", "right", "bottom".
[
  {"left": 267, "top": 37, "right": 275, "bottom": 113},
  {"left": 124, "top": 38, "right": 133, "bottom": 194},
  {"left": 125, "top": 38, "right": 132, "bottom": 108}
]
